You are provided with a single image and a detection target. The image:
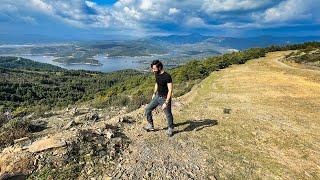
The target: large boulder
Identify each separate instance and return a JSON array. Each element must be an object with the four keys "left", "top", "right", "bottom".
[
  {"left": 27, "top": 137, "right": 67, "bottom": 153},
  {"left": 74, "top": 112, "right": 99, "bottom": 124}
]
